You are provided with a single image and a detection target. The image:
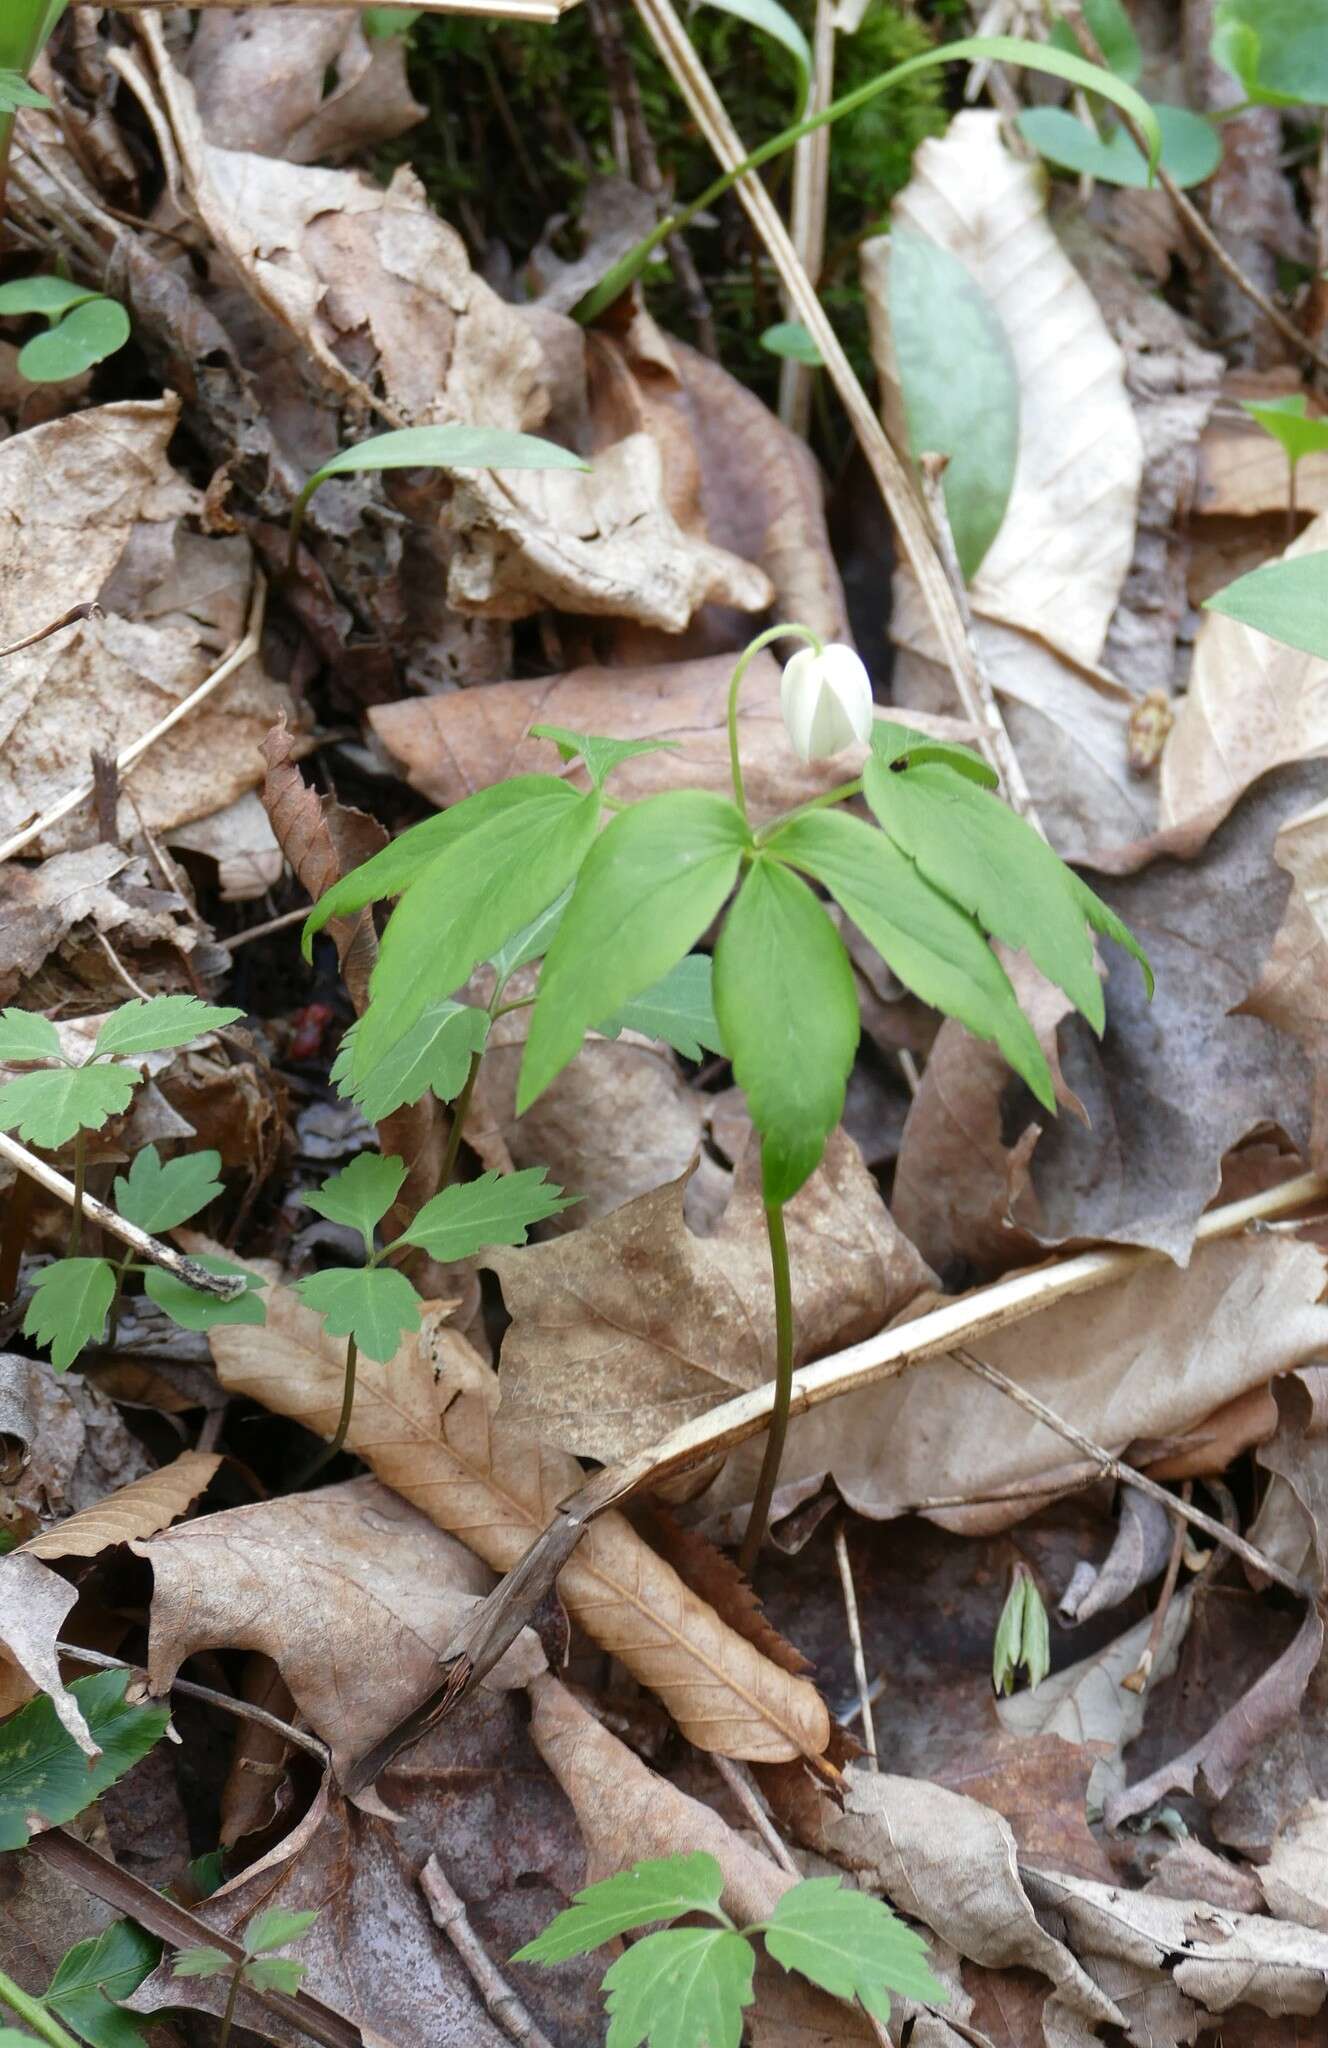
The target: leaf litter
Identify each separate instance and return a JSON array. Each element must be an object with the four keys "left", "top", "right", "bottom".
[{"left": 2, "top": 6, "right": 1328, "bottom": 2046}]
